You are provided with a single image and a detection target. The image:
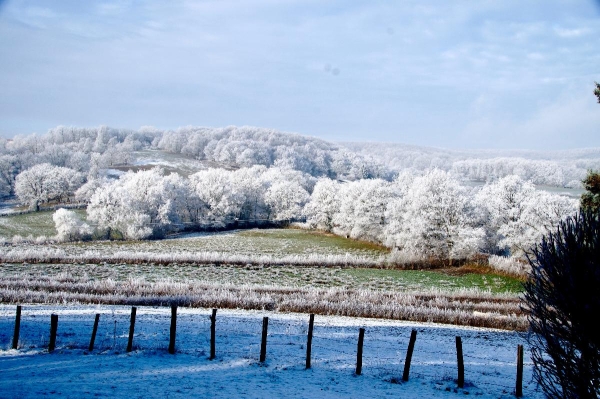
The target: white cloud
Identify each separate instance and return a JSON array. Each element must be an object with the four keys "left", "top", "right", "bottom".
[
  {"left": 95, "top": 2, "right": 132, "bottom": 16},
  {"left": 0, "top": 1, "right": 599, "bottom": 149},
  {"left": 554, "top": 26, "right": 591, "bottom": 38},
  {"left": 7, "top": 5, "right": 60, "bottom": 29},
  {"left": 462, "top": 89, "right": 600, "bottom": 149},
  {"left": 527, "top": 52, "right": 545, "bottom": 61}
]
